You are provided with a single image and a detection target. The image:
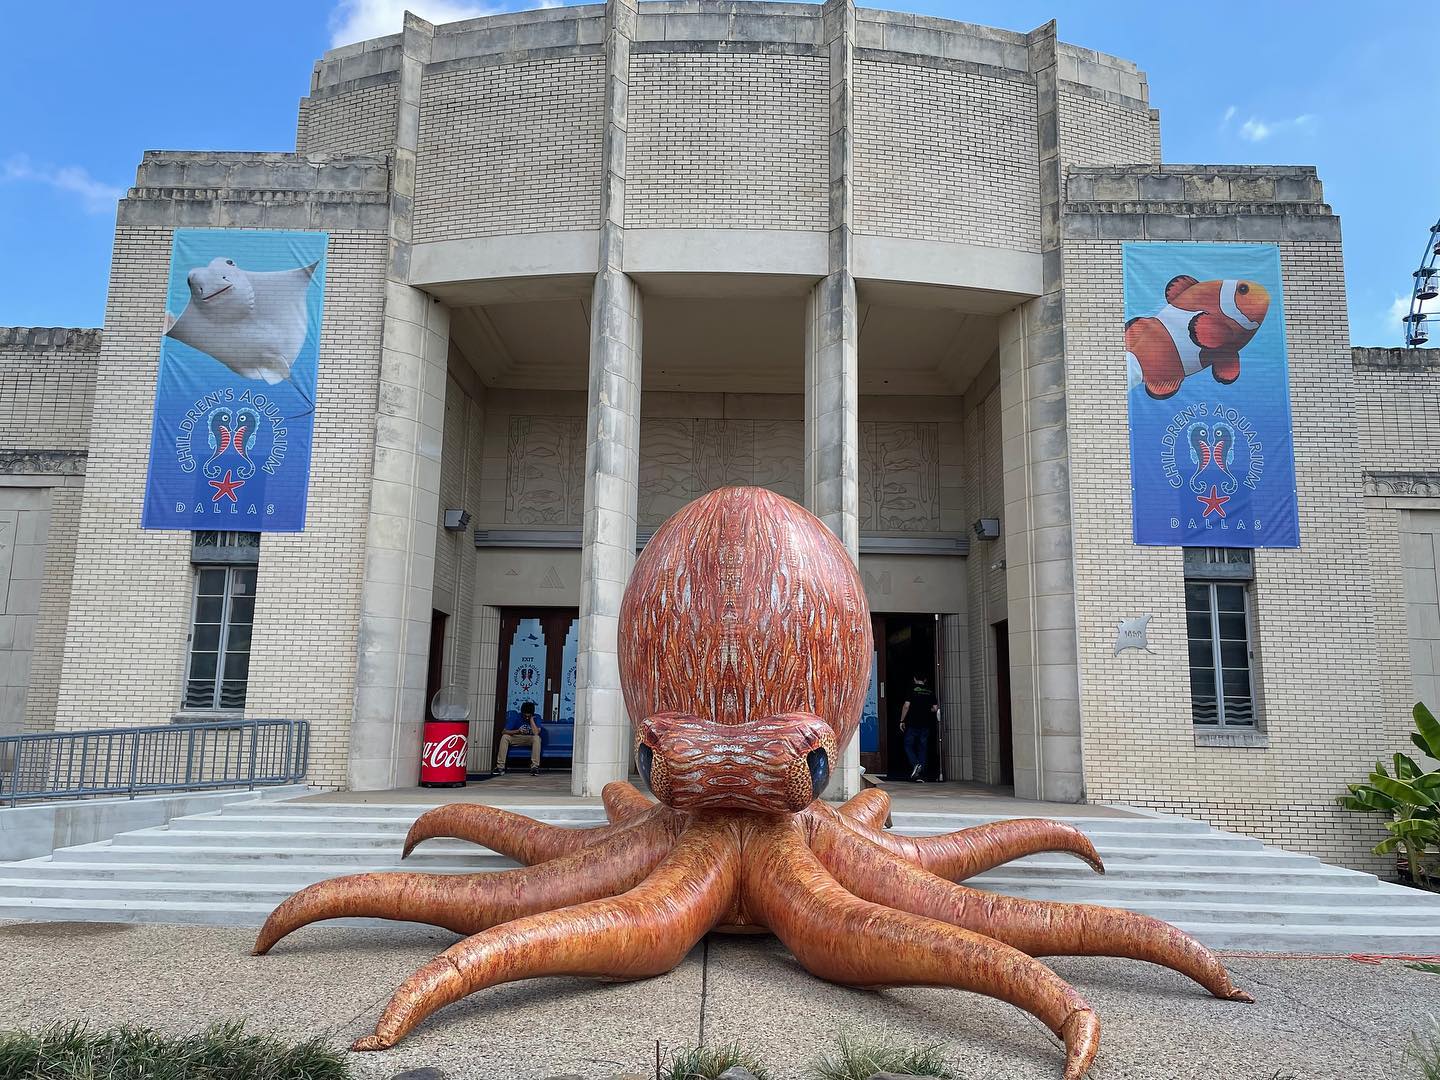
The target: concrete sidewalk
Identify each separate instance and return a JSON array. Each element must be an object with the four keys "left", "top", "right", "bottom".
[{"left": 0, "top": 919, "right": 1430, "bottom": 1079}]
